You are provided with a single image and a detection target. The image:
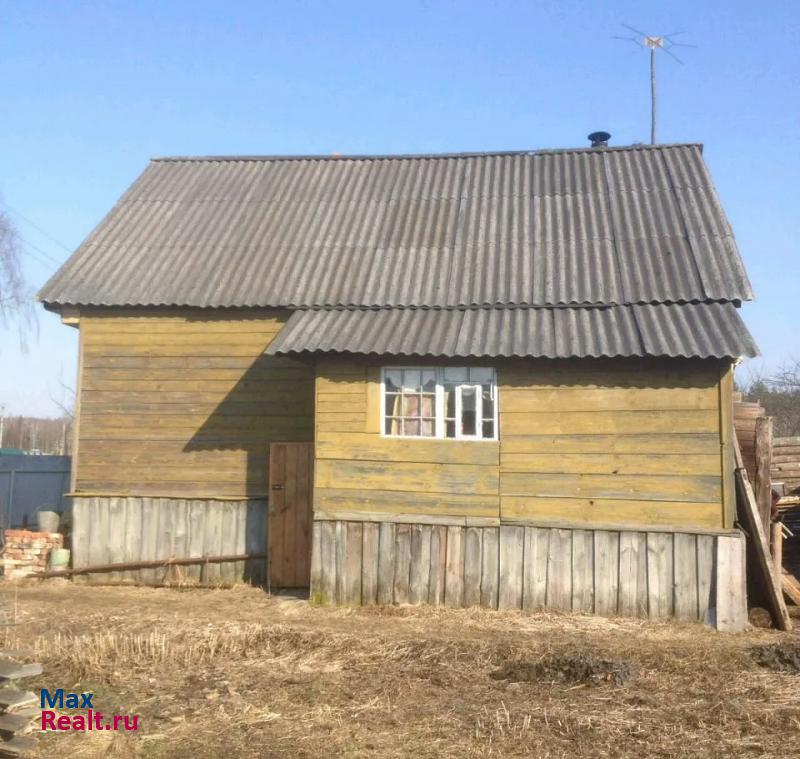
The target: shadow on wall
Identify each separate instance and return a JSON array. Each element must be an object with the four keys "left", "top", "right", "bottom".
[{"left": 184, "top": 353, "right": 315, "bottom": 585}]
